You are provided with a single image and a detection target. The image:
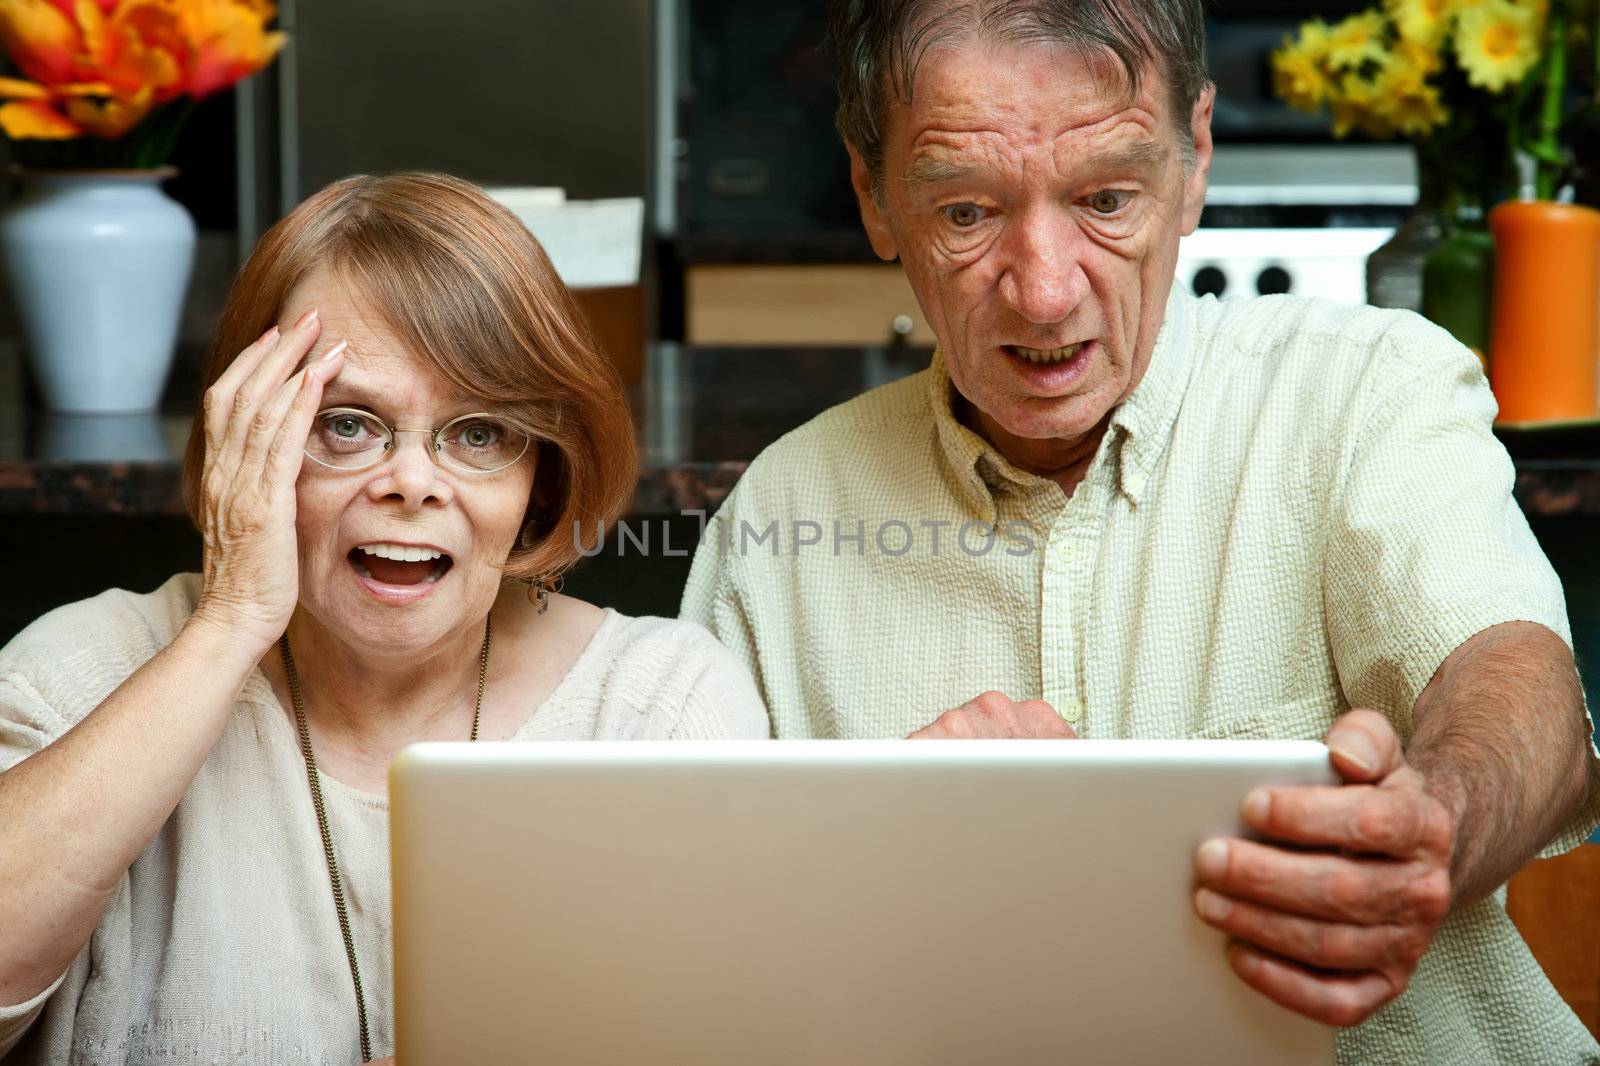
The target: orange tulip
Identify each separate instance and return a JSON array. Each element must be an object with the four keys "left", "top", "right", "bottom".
[
  {"left": 89, "top": 0, "right": 186, "bottom": 100},
  {"left": 0, "top": 73, "right": 70, "bottom": 137},
  {"left": 61, "top": 78, "right": 149, "bottom": 135},
  {"left": 0, "top": 0, "right": 282, "bottom": 140},
  {"left": 0, "top": 97, "right": 74, "bottom": 136},
  {"left": 0, "top": 73, "right": 148, "bottom": 137},
  {"left": 0, "top": 0, "right": 82, "bottom": 84},
  {"left": 181, "top": 0, "right": 282, "bottom": 99}
]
